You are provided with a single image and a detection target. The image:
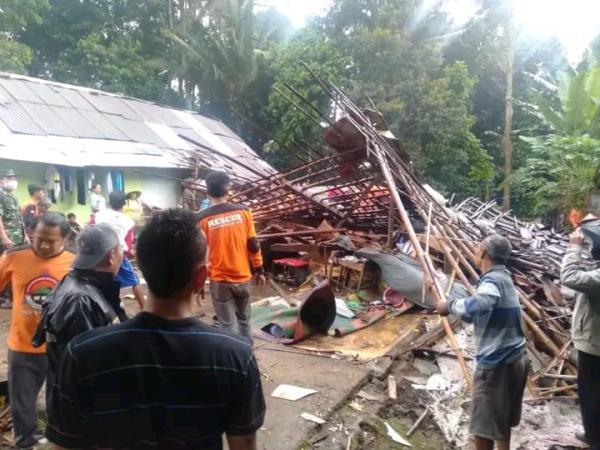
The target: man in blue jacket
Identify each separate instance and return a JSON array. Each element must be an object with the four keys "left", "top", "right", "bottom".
[{"left": 436, "top": 234, "right": 528, "bottom": 450}]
